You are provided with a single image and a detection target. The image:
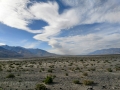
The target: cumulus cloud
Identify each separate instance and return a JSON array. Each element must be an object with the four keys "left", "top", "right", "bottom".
[{"left": 0, "top": 0, "right": 120, "bottom": 54}]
